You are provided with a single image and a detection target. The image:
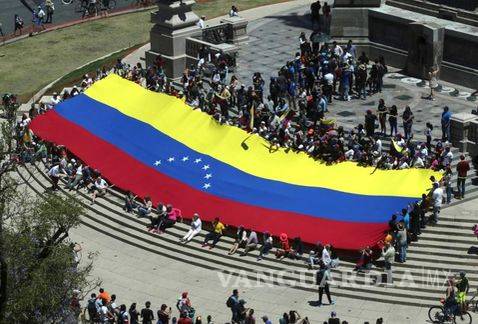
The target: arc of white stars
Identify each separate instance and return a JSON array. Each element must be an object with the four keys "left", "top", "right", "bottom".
[
  {"left": 202, "top": 164, "right": 210, "bottom": 170},
  {"left": 204, "top": 173, "right": 212, "bottom": 179},
  {"left": 167, "top": 157, "right": 175, "bottom": 162},
  {"left": 182, "top": 156, "right": 189, "bottom": 162},
  {"left": 154, "top": 160, "right": 161, "bottom": 166},
  {"left": 194, "top": 158, "right": 202, "bottom": 164},
  {"left": 203, "top": 183, "right": 211, "bottom": 189}
]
